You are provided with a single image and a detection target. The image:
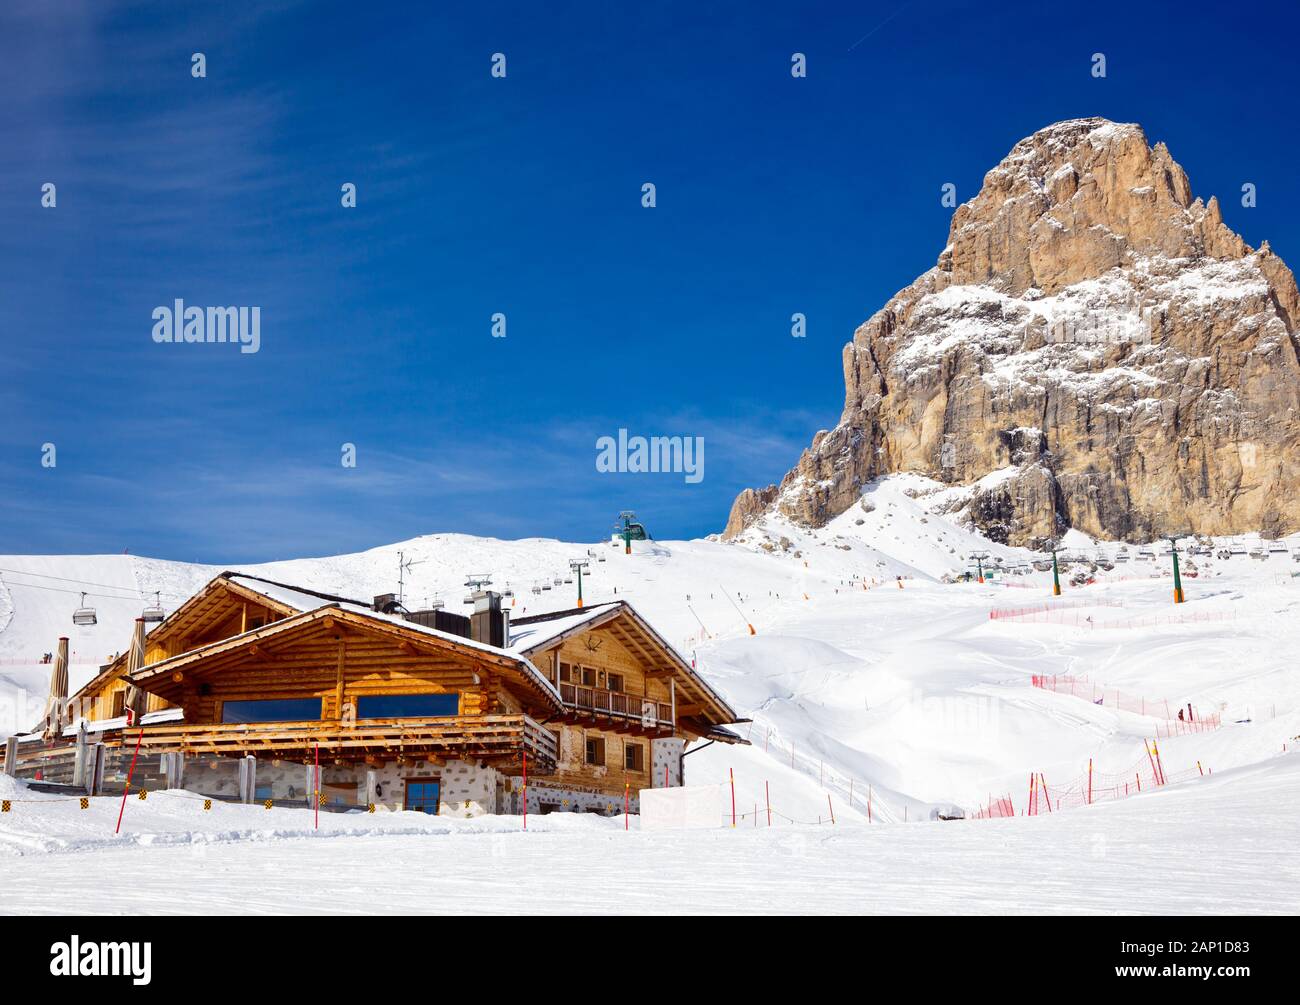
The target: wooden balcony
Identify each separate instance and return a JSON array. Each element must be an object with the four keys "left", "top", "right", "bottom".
[
  {"left": 106, "top": 714, "right": 558, "bottom": 770},
  {"left": 558, "top": 683, "right": 673, "bottom": 732}
]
